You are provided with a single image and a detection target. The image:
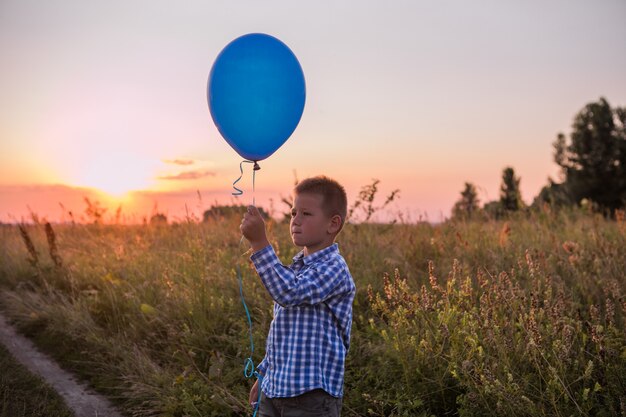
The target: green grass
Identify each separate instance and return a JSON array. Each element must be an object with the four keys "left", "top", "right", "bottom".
[
  {"left": 0, "top": 208, "right": 624, "bottom": 416},
  {"left": 0, "top": 342, "right": 74, "bottom": 417}
]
